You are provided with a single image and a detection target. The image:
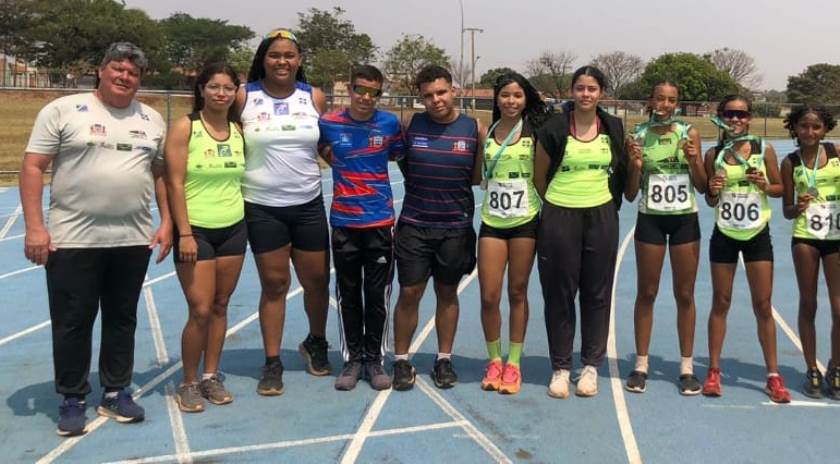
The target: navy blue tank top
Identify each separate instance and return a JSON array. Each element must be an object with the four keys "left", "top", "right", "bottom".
[{"left": 400, "top": 112, "right": 479, "bottom": 229}]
